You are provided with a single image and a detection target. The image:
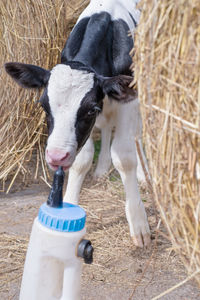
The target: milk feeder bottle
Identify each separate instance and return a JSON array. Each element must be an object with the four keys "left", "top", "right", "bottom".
[{"left": 20, "top": 167, "right": 93, "bottom": 300}]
